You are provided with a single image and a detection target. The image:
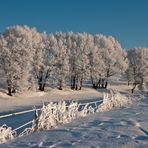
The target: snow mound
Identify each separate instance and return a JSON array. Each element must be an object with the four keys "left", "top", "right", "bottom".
[
  {"left": 0, "top": 125, "right": 16, "bottom": 144},
  {"left": 97, "top": 90, "right": 132, "bottom": 112}
]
